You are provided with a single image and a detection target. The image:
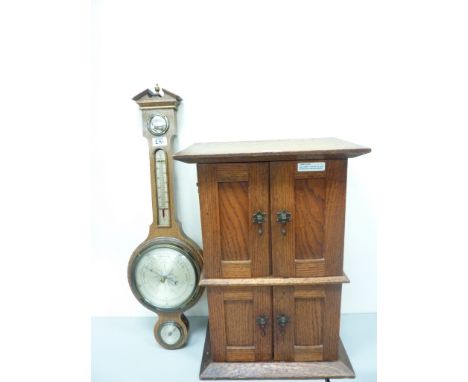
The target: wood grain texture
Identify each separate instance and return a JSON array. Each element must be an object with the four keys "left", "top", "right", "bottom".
[
  {"left": 198, "top": 164, "right": 222, "bottom": 278},
  {"left": 270, "top": 162, "right": 295, "bottom": 277},
  {"left": 272, "top": 286, "right": 327, "bottom": 362},
  {"left": 294, "top": 177, "right": 325, "bottom": 260},
  {"left": 253, "top": 287, "right": 273, "bottom": 362},
  {"left": 207, "top": 287, "right": 227, "bottom": 362},
  {"left": 249, "top": 163, "right": 270, "bottom": 276},
  {"left": 323, "top": 160, "right": 348, "bottom": 276},
  {"left": 295, "top": 259, "right": 325, "bottom": 276},
  {"left": 218, "top": 181, "right": 249, "bottom": 261},
  {"left": 208, "top": 287, "right": 272, "bottom": 362},
  {"left": 198, "top": 163, "right": 270, "bottom": 278},
  {"left": 294, "top": 298, "right": 323, "bottom": 347},
  {"left": 174, "top": 137, "right": 371, "bottom": 164},
  {"left": 322, "top": 284, "right": 342, "bottom": 361},
  {"left": 199, "top": 274, "right": 350, "bottom": 287},
  {"left": 225, "top": 300, "right": 254, "bottom": 347},
  {"left": 273, "top": 286, "right": 295, "bottom": 361},
  {"left": 200, "top": 324, "right": 355, "bottom": 380}
]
